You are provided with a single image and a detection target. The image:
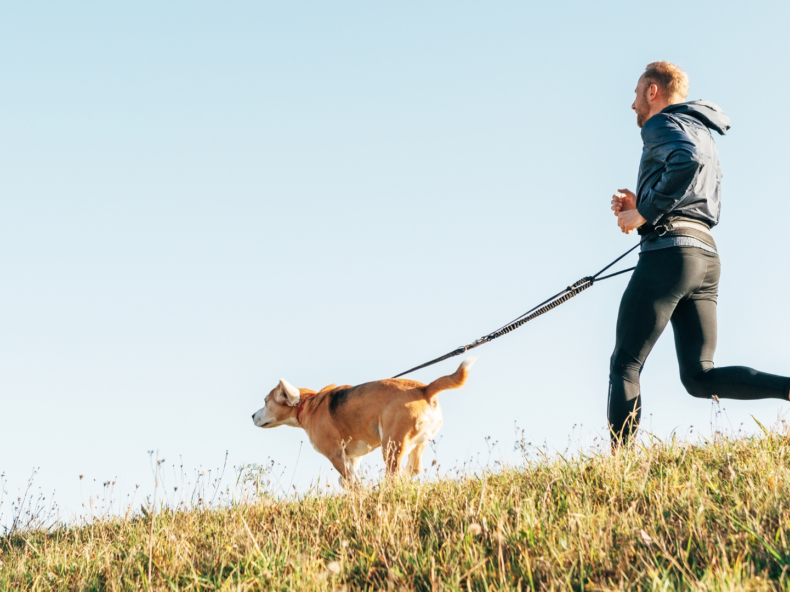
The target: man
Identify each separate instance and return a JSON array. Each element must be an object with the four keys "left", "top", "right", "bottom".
[{"left": 608, "top": 61, "right": 790, "bottom": 444}]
